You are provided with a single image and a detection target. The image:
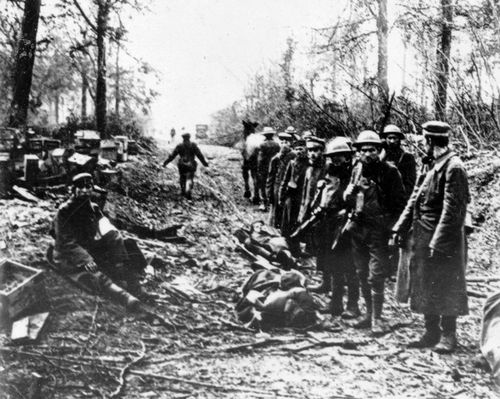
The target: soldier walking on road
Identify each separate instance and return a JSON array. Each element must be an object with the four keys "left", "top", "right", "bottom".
[
  {"left": 266, "top": 131, "right": 295, "bottom": 228},
  {"left": 279, "top": 139, "right": 309, "bottom": 255},
  {"left": 162, "top": 132, "right": 209, "bottom": 200},
  {"left": 392, "top": 121, "right": 469, "bottom": 354},
  {"left": 345, "top": 130, "right": 406, "bottom": 334},
  {"left": 257, "top": 127, "right": 280, "bottom": 211}
]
